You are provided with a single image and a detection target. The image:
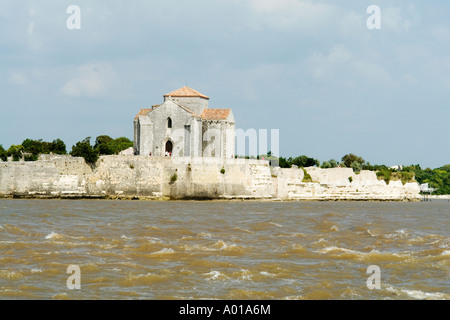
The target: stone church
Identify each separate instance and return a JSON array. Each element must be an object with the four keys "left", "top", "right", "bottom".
[{"left": 134, "top": 86, "right": 235, "bottom": 159}]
